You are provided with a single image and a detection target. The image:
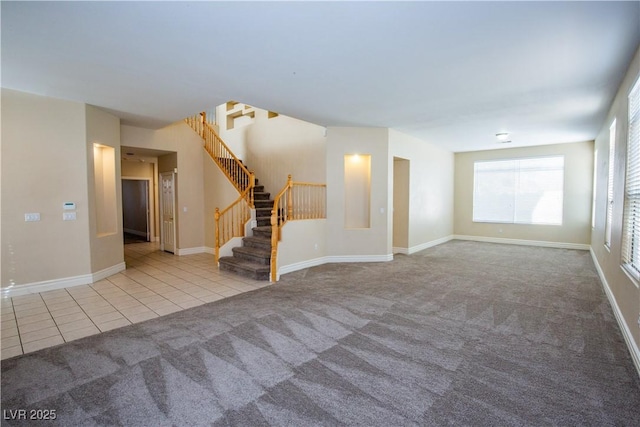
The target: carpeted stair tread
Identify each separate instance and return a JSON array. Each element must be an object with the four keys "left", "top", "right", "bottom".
[
  {"left": 232, "top": 246, "right": 271, "bottom": 265},
  {"left": 255, "top": 207, "right": 273, "bottom": 217},
  {"left": 243, "top": 236, "right": 272, "bottom": 250},
  {"left": 254, "top": 200, "right": 273, "bottom": 208},
  {"left": 254, "top": 192, "right": 271, "bottom": 200},
  {"left": 218, "top": 256, "right": 270, "bottom": 280},
  {"left": 252, "top": 226, "right": 272, "bottom": 239}
]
